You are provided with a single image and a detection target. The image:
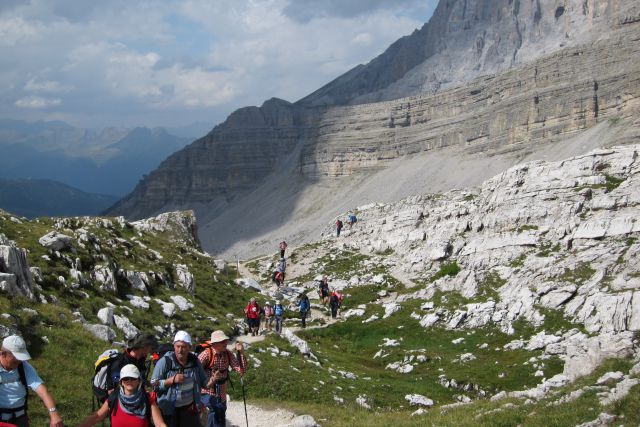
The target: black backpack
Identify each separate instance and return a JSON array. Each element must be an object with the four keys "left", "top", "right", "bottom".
[
  {"left": 107, "top": 389, "right": 151, "bottom": 419},
  {"left": 92, "top": 349, "right": 124, "bottom": 404}
]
